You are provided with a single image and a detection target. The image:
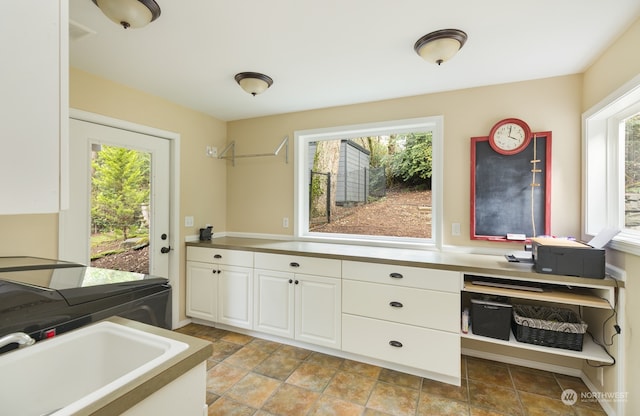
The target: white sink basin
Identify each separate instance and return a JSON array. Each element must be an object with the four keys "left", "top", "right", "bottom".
[{"left": 0, "top": 321, "right": 188, "bottom": 416}]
